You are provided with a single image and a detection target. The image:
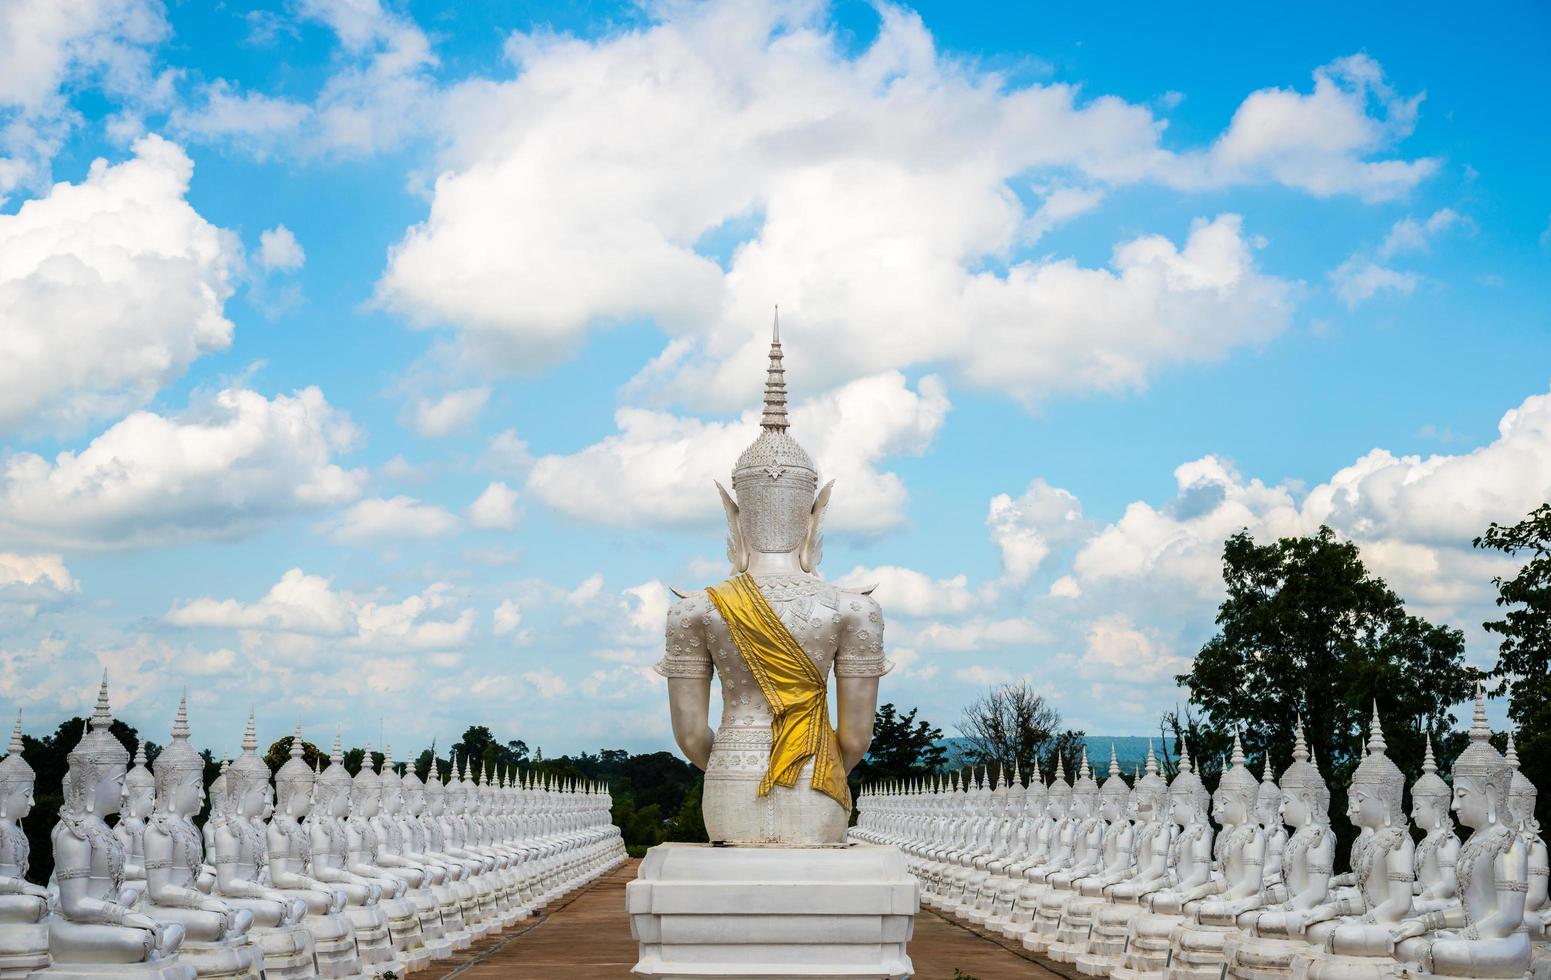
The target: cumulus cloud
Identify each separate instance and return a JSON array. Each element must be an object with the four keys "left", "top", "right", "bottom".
[
  {"left": 986, "top": 478, "right": 1087, "bottom": 586},
  {"left": 527, "top": 371, "right": 950, "bottom": 534},
  {"left": 467, "top": 481, "right": 520, "bottom": 530},
  {"left": 405, "top": 386, "right": 489, "bottom": 438},
  {"left": 835, "top": 565, "right": 975, "bottom": 618},
  {"left": 1379, "top": 208, "right": 1467, "bottom": 259},
  {"left": 328, "top": 495, "right": 461, "bottom": 544},
  {"left": 376, "top": 5, "right": 1423, "bottom": 407},
  {"left": 0, "top": 136, "right": 241, "bottom": 434},
  {"left": 259, "top": 224, "right": 306, "bottom": 271},
  {"left": 1330, "top": 259, "right": 1419, "bottom": 307},
  {"left": 0, "top": 386, "right": 364, "bottom": 550},
  {"left": 0, "top": 553, "right": 76, "bottom": 593}
]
